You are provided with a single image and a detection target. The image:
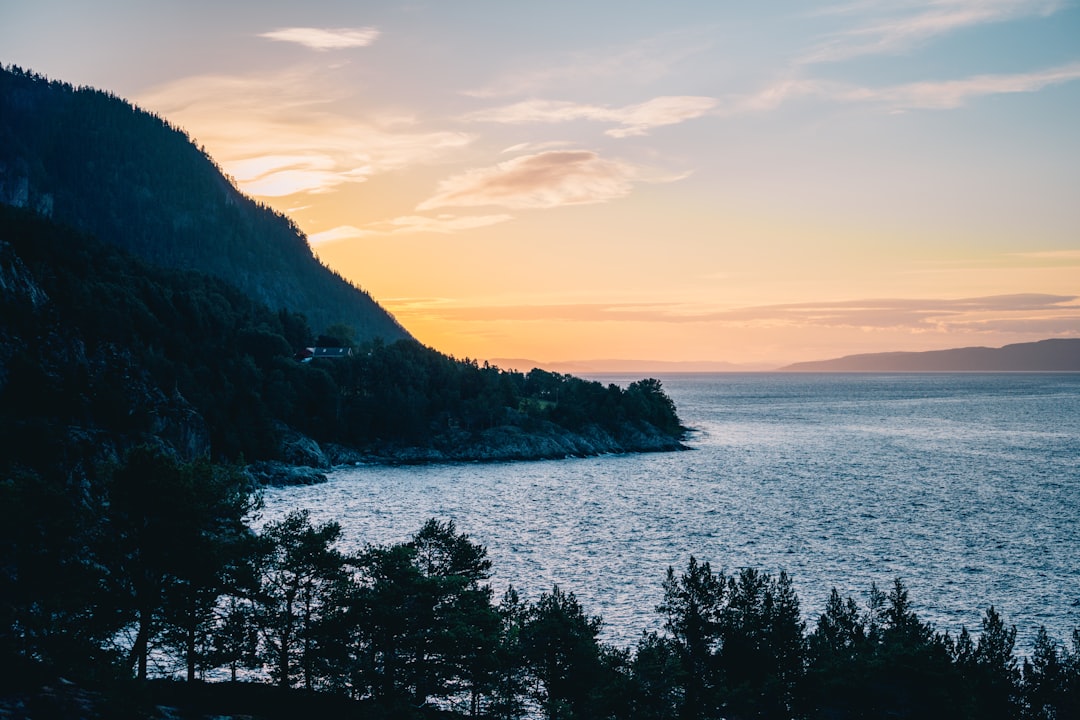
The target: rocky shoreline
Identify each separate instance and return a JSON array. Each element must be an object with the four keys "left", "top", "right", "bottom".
[{"left": 245, "top": 420, "right": 689, "bottom": 486}]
